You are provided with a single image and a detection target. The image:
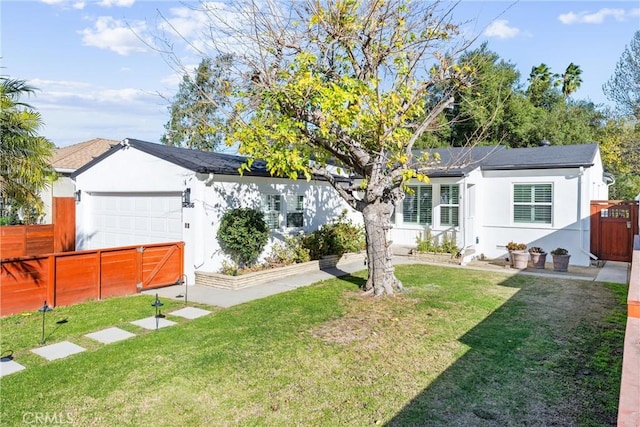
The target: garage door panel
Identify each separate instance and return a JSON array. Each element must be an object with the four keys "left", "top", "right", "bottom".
[{"left": 89, "top": 193, "right": 182, "bottom": 249}]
